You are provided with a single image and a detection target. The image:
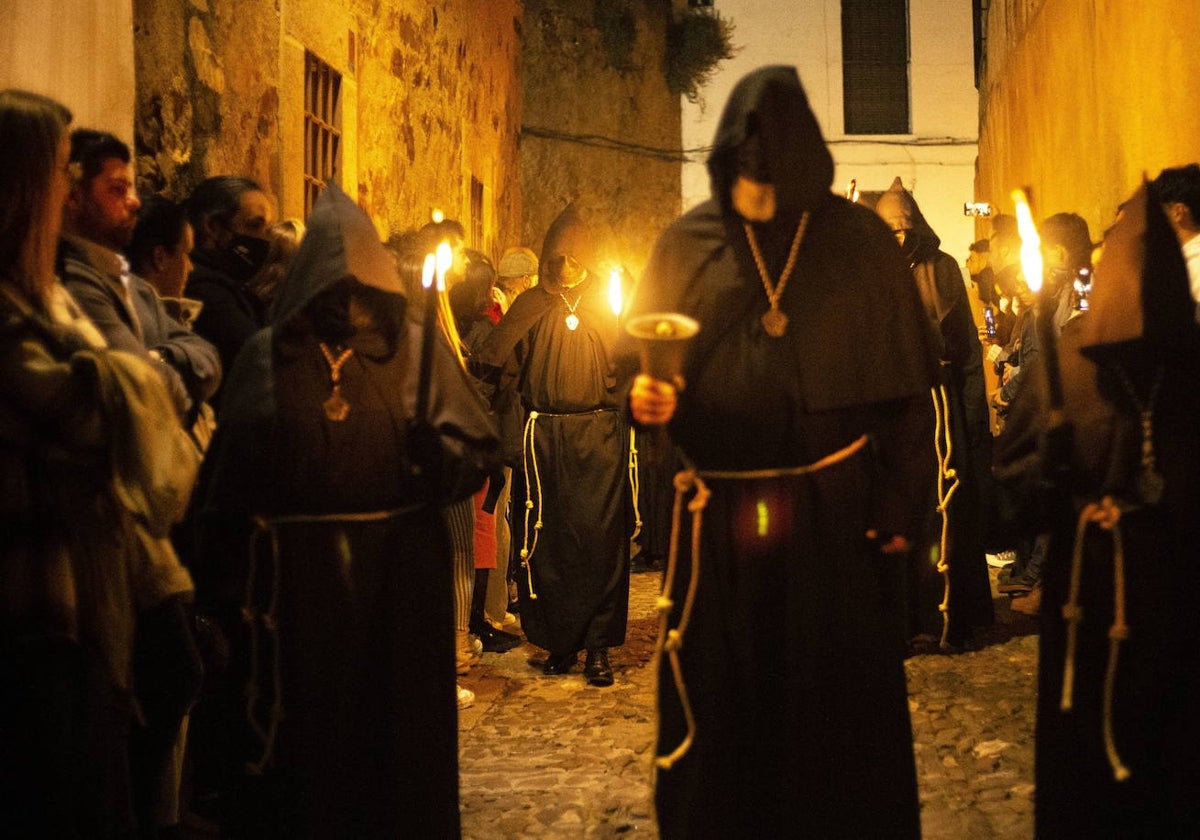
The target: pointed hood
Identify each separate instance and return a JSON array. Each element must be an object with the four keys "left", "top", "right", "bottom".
[
  {"left": 539, "top": 203, "right": 603, "bottom": 293},
  {"left": 1080, "top": 180, "right": 1199, "bottom": 362},
  {"left": 270, "top": 183, "right": 403, "bottom": 326},
  {"left": 874, "top": 176, "right": 942, "bottom": 258},
  {"left": 707, "top": 65, "right": 834, "bottom": 218}
]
